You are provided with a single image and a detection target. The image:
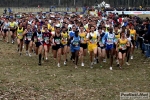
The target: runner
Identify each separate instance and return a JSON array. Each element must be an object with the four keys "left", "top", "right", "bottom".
[
  {"left": 61, "top": 26, "right": 68, "bottom": 65},
  {"left": 86, "top": 25, "right": 99, "bottom": 68},
  {"left": 42, "top": 26, "right": 51, "bottom": 61},
  {"left": 79, "top": 25, "right": 87, "bottom": 66},
  {"left": 116, "top": 31, "right": 130, "bottom": 69},
  {"left": 9, "top": 18, "right": 17, "bottom": 44},
  {"left": 130, "top": 25, "right": 136, "bottom": 59},
  {"left": 2, "top": 18, "right": 9, "bottom": 43},
  {"left": 126, "top": 30, "right": 132, "bottom": 65},
  {"left": 97, "top": 26, "right": 106, "bottom": 67},
  {"left": 114, "top": 25, "right": 120, "bottom": 66},
  {"left": 68, "top": 25, "right": 76, "bottom": 61},
  {"left": 105, "top": 27, "right": 115, "bottom": 70},
  {"left": 32, "top": 25, "right": 43, "bottom": 65},
  {"left": 70, "top": 30, "right": 80, "bottom": 68},
  {"left": 50, "top": 25, "right": 62, "bottom": 67},
  {"left": 16, "top": 22, "right": 24, "bottom": 55},
  {"left": 24, "top": 24, "right": 34, "bottom": 57}
]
